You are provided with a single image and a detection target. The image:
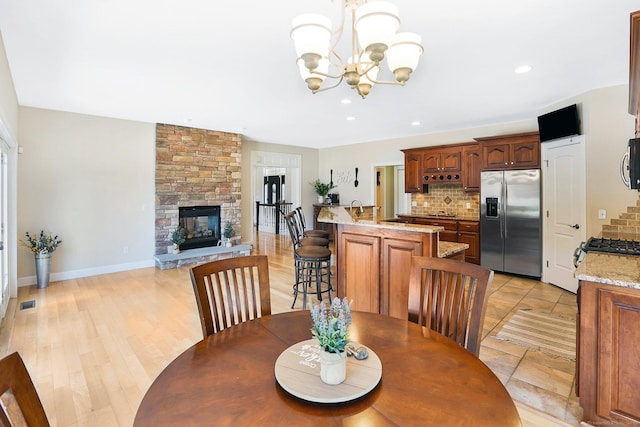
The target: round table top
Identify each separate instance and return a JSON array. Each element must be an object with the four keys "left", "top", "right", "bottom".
[{"left": 134, "top": 311, "right": 521, "bottom": 427}]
